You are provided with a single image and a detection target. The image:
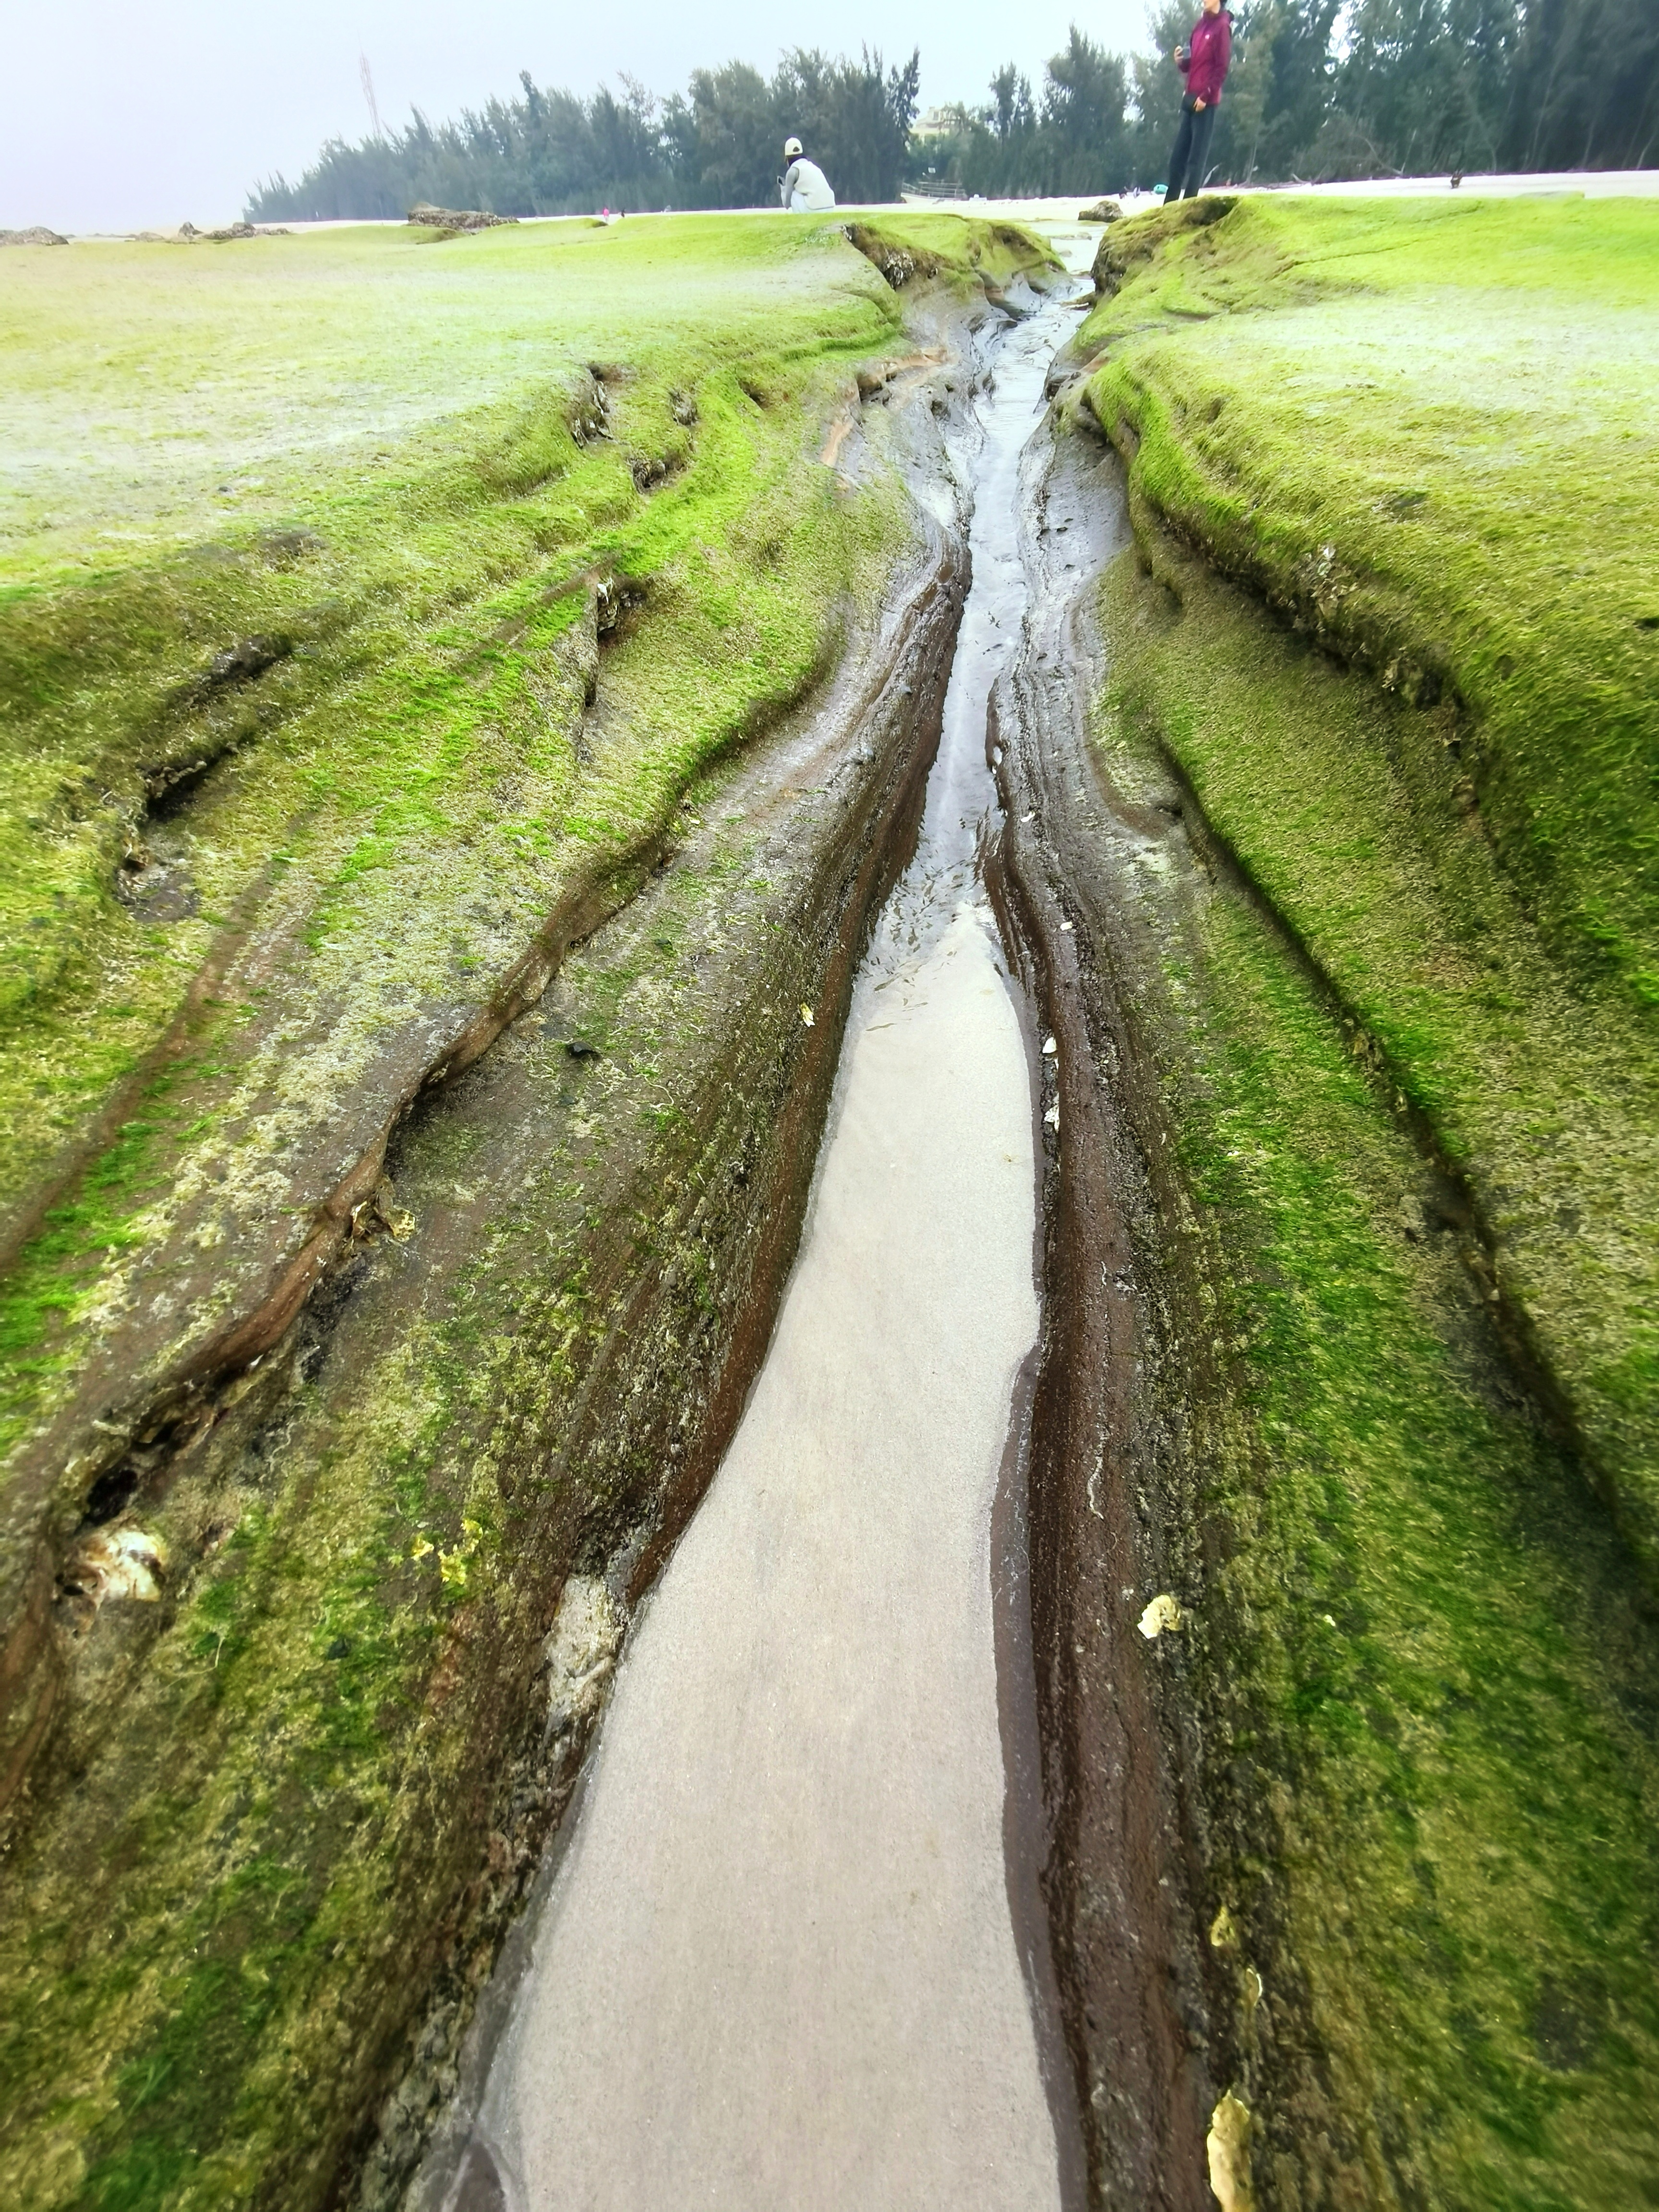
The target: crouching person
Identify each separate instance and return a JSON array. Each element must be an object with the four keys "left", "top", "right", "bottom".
[{"left": 780, "top": 138, "right": 837, "bottom": 211}]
